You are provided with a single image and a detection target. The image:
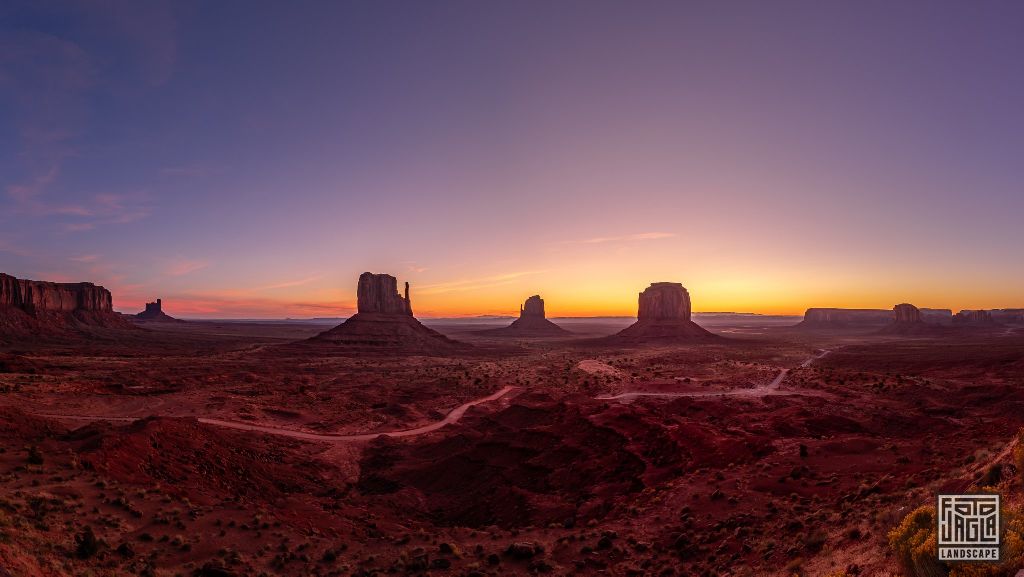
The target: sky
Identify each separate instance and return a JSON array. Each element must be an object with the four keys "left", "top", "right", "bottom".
[{"left": 2, "top": 1, "right": 1023, "bottom": 318}]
